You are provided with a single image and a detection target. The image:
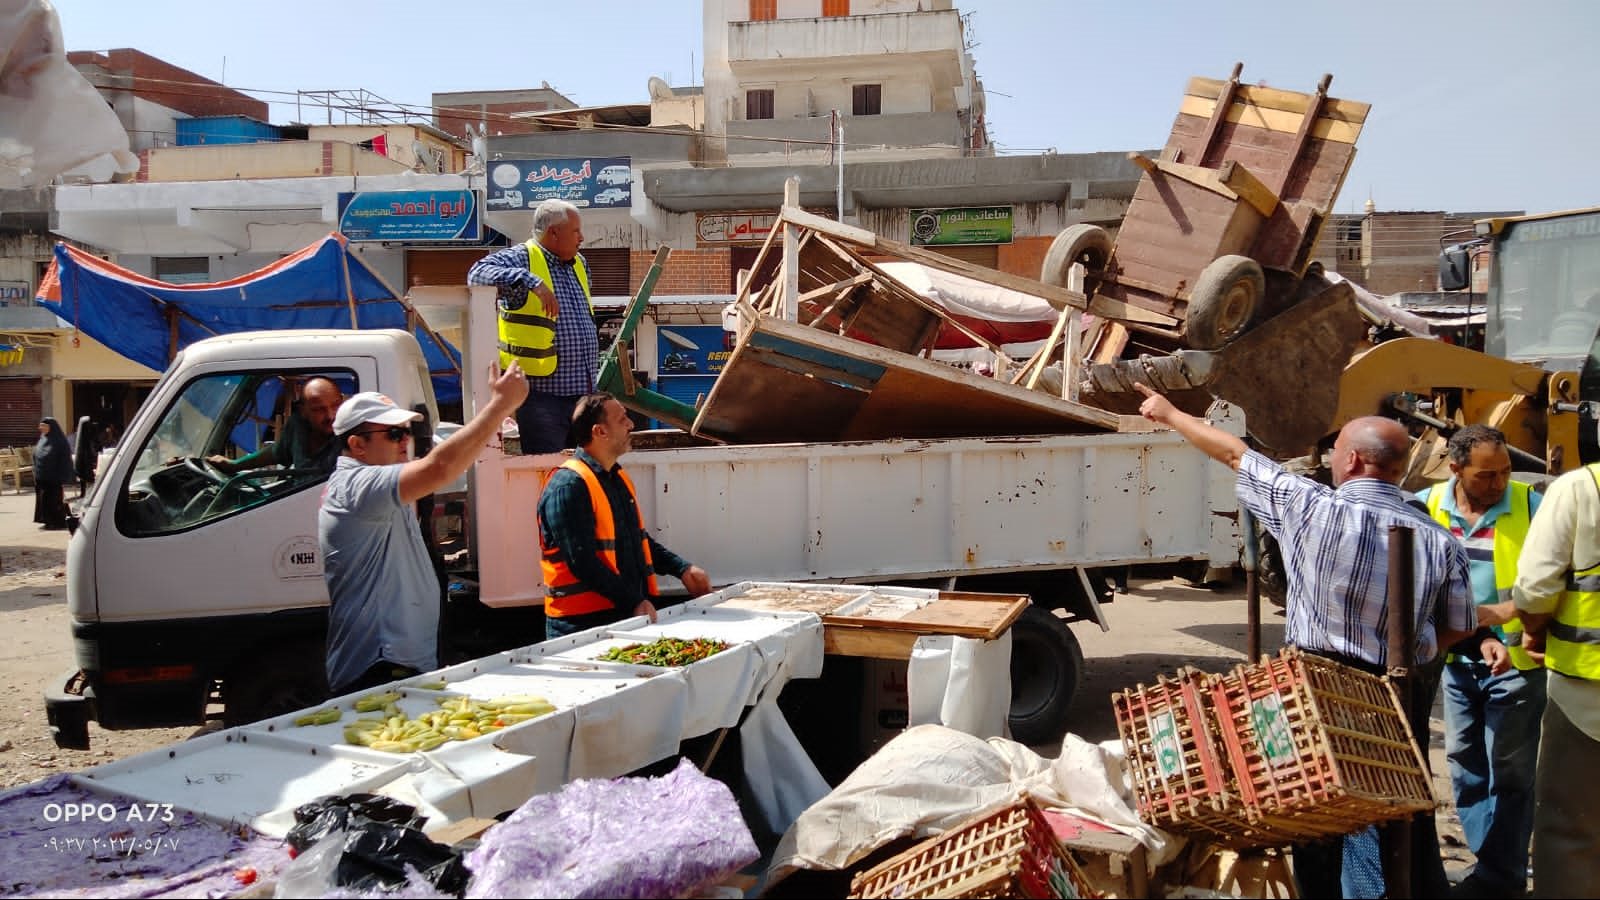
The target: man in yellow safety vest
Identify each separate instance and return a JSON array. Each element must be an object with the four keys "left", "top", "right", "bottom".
[
  {"left": 468, "top": 199, "right": 596, "bottom": 454},
  {"left": 1416, "top": 425, "right": 1543, "bottom": 898},
  {"left": 1514, "top": 455, "right": 1600, "bottom": 899}
]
